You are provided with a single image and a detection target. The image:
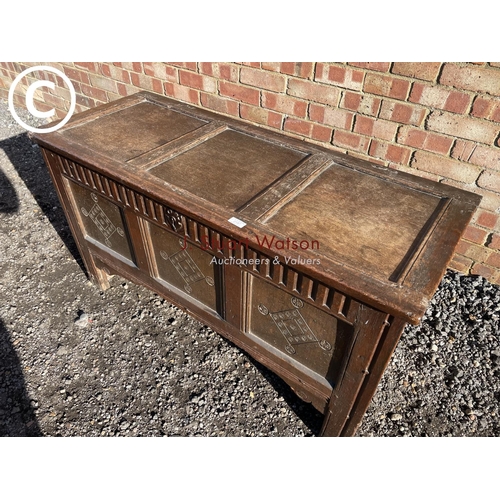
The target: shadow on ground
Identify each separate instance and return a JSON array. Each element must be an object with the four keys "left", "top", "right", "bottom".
[
  {"left": 250, "top": 358, "right": 324, "bottom": 436},
  {"left": 0, "top": 132, "right": 86, "bottom": 275},
  {"left": 0, "top": 161, "right": 19, "bottom": 213},
  {"left": 0, "top": 318, "right": 42, "bottom": 436},
  {"left": 1, "top": 140, "right": 42, "bottom": 435}
]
